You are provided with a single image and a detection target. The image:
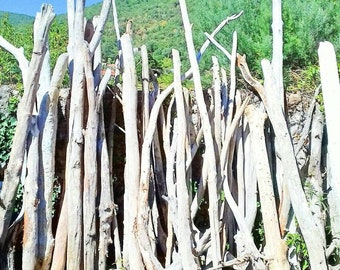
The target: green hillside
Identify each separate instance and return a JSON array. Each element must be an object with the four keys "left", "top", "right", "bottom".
[
  {"left": 98, "top": 0, "right": 339, "bottom": 79},
  {"left": 0, "top": 0, "right": 339, "bottom": 86},
  {"left": 0, "top": 11, "right": 34, "bottom": 26}
]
